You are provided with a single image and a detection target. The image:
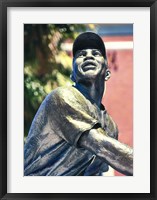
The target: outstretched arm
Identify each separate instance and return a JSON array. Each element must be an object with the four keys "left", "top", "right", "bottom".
[{"left": 79, "top": 127, "right": 133, "bottom": 176}]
